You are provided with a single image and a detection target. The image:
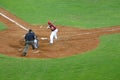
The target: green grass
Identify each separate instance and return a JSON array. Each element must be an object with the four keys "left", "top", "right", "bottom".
[
  {"left": 0, "top": 0, "right": 120, "bottom": 28},
  {"left": 0, "top": 34, "right": 120, "bottom": 80},
  {"left": 0, "top": 0, "right": 120, "bottom": 80},
  {"left": 0, "top": 22, "right": 7, "bottom": 30}
]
